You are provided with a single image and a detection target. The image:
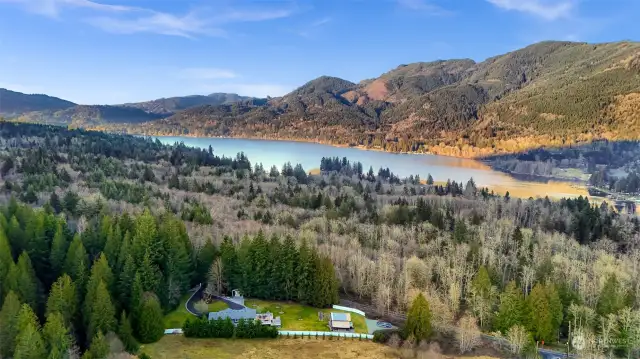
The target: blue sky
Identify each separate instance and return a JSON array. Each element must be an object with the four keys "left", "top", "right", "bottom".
[{"left": 0, "top": 0, "right": 638, "bottom": 105}]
